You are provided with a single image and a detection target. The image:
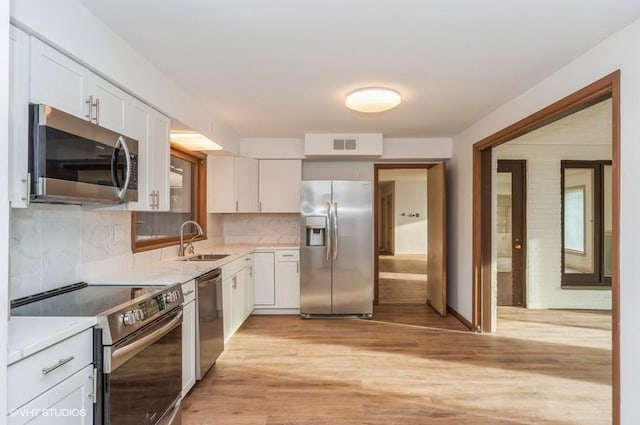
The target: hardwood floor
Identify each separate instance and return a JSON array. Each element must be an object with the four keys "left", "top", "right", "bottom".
[
  {"left": 182, "top": 308, "right": 612, "bottom": 425},
  {"left": 378, "top": 254, "right": 428, "bottom": 304}
]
